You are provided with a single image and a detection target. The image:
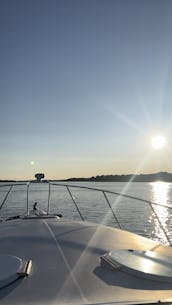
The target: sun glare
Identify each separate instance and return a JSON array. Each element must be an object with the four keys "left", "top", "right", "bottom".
[{"left": 151, "top": 135, "right": 166, "bottom": 150}]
